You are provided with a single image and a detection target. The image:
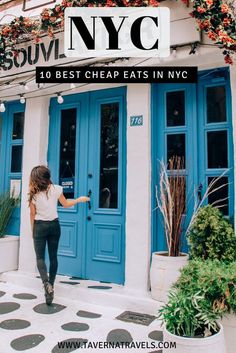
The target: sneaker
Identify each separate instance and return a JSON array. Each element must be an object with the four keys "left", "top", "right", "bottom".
[{"left": 44, "top": 282, "right": 54, "bottom": 305}]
